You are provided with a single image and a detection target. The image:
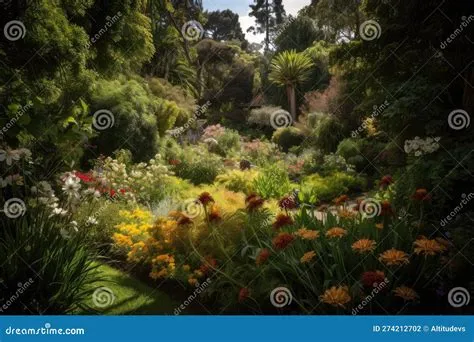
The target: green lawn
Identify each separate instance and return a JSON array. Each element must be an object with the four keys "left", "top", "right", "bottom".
[{"left": 81, "top": 263, "right": 179, "bottom": 315}]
